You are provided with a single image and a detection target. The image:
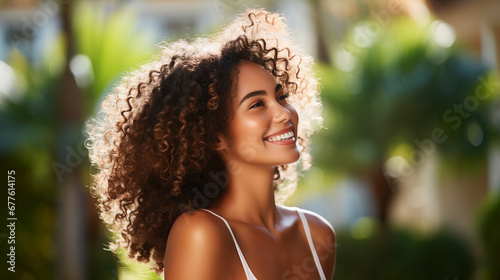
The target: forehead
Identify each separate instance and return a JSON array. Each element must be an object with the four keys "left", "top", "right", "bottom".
[{"left": 235, "top": 62, "right": 277, "bottom": 93}]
